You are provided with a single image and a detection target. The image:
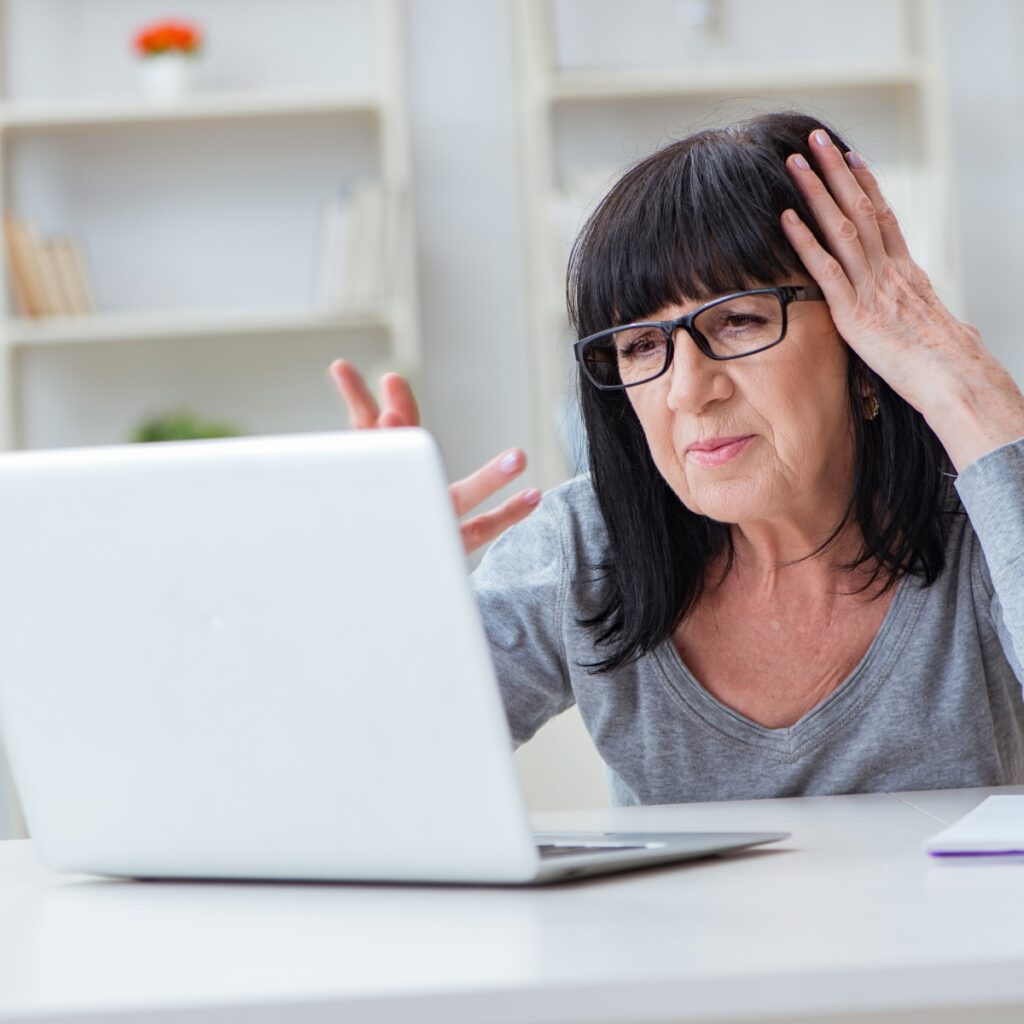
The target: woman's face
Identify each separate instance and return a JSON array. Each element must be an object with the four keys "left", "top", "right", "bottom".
[{"left": 625, "top": 285, "right": 853, "bottom": 527}]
